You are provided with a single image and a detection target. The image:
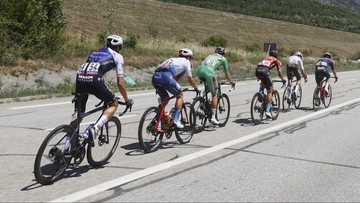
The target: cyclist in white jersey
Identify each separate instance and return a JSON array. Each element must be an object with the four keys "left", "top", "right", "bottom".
[{"left": 286, "top": 51, "right": 308, "bottom": 100}]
